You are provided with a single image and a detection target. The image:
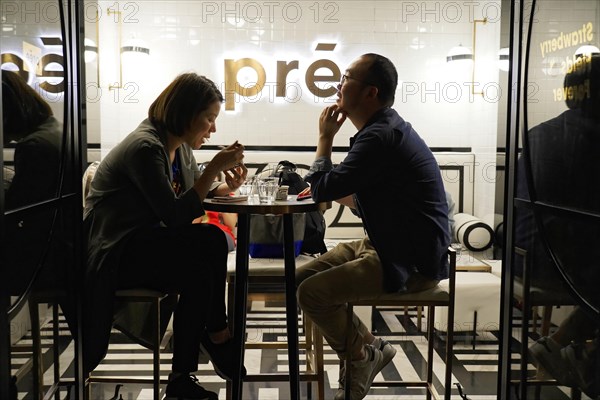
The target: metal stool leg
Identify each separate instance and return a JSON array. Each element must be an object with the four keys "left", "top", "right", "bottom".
[
  {"left": 30, "top": 300, "right": 43, "bottom": 400},
  {"left": 52, "top": 303, "right": 61, "bottom": 400},
  {"left": 152, "top": 297, "right": 160, "bottom": 400}
]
